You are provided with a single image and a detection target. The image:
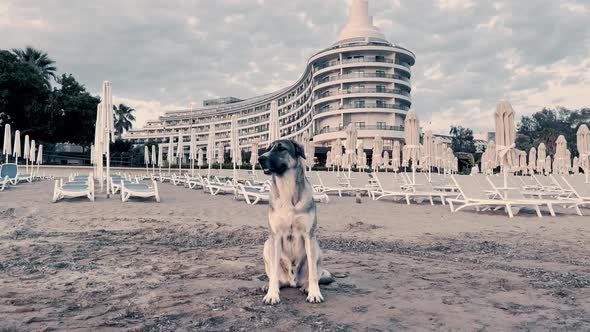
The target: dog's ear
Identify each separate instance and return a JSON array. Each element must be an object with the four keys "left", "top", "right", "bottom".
[{"left": 293, "top": 141, "right": 306, "bottom": 159}]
